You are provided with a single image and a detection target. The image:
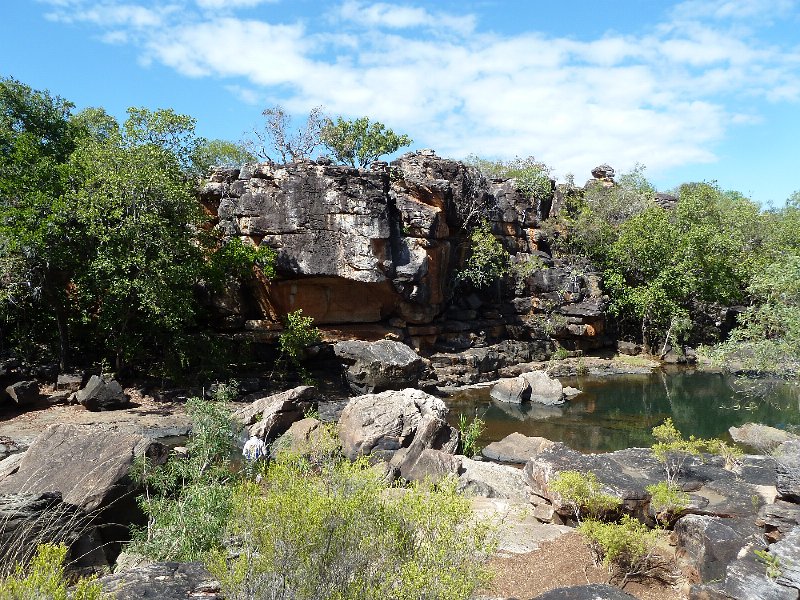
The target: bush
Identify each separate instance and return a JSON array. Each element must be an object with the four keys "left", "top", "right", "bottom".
[
  {"left": 579, "top": 515, "right": 665, "bottom": 588},
  {"left": 457, "top": 220, "right": 509, "bottom": 289},
  {"left": 645, "top": 481, "right": 689, "bottom": 526},
  {"left": 0, "top": 543, "right": 104, "bottom": 600},
  {"left": 208, "top": 452, "right": 496, "bottom": 600},
  {"left": 277, "top": 309, "right": 321, "bottom": 382},
  {"left": 458, "top": 412, "right": 486, "bottom": 458},
  {"left": 127, "top": 384, "right": 237, "bottom": 561},
  {"left": 549, "top": 470, "right": 621, "bottom": 523}
]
